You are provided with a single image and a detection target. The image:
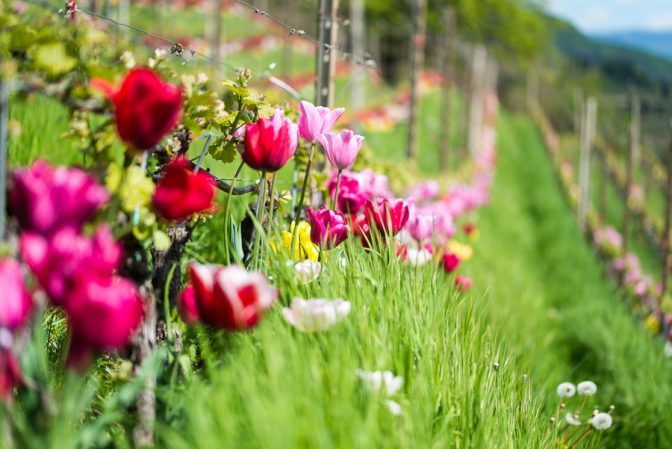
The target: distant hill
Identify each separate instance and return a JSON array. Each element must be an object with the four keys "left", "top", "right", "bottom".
[{"left": 592, "top": 31, "right": 672, "bottom": 61}]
